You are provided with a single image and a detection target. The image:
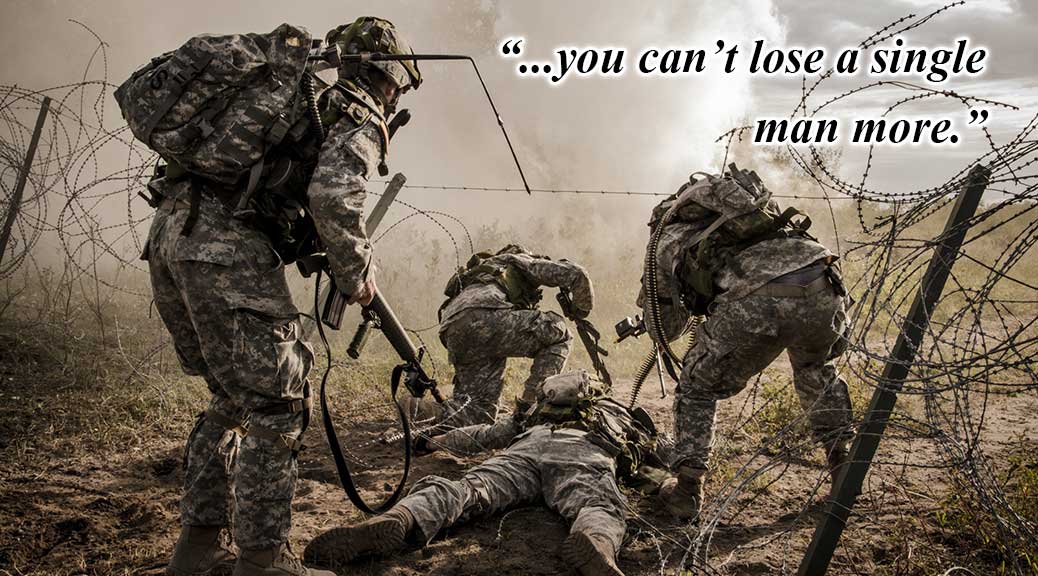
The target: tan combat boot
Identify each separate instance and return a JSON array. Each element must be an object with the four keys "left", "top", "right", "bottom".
[
  {"left": 562, "top": 530, "right": 624, "bottom": 576},
  {"left": 166, "top": 526, "right": 235, "bottom": 576},
  {"left": 303, "top": 506, "right": 415, "bottom": 568},
  {"left": 233, "top": 543, "right": 334, "bottom": 576},
  {"left": 399, "top": 395, "right": 444, "bottom": 425},
  {"left": 659, "top": 465, "right": 706, "bottom": 522}
]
